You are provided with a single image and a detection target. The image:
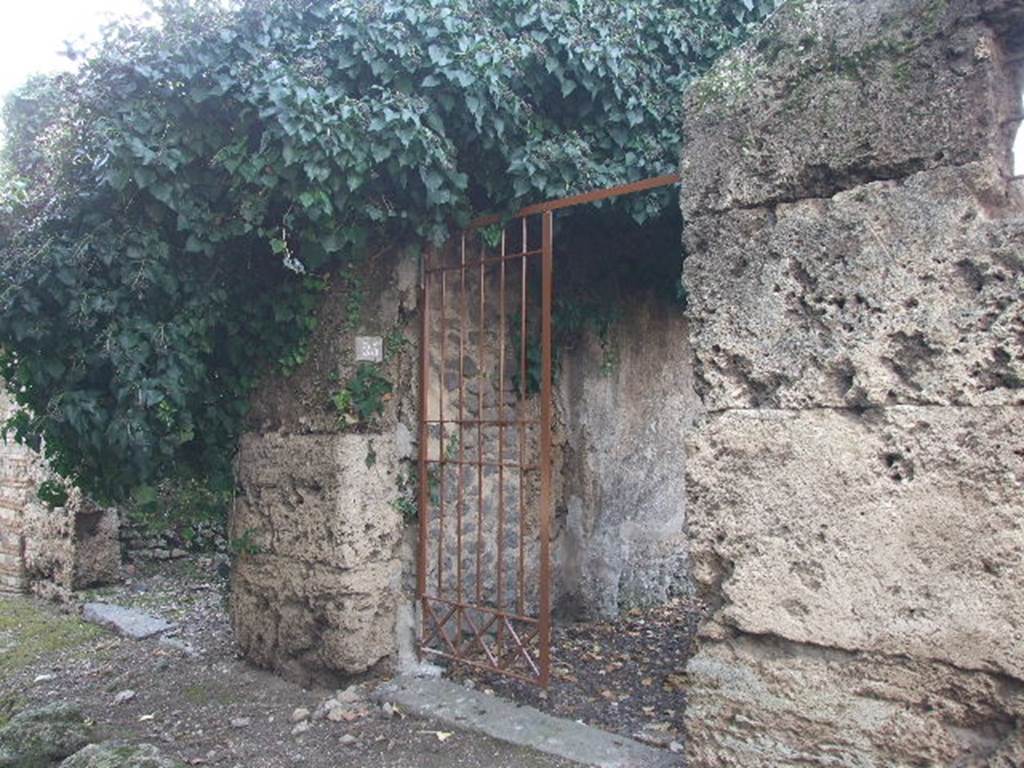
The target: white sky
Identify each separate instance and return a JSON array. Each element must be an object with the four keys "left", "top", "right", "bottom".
[
  {"left": 0, "top": 0, "right": 1021, "bottom": 173},
  {"left": 0, "top": 0, "right": 149, "bottom": 99},
  {"left": 1017, "top": 95, "right": 1024, "bottom": 175}
]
